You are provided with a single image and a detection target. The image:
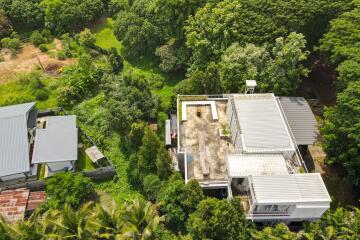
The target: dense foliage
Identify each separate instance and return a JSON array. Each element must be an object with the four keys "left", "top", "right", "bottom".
[
  {"left": 187, "top": 198, "right": 252, "bottom": 240},
  {"left": 40, "top": 0, "right": 104, "bottom": 34},
  {"left": 45, "top": 172, "right": 95, "bottom": 209},
  {"left": 0, "top": 199, "right": 164, "bottom": 239},
  {"left": 321, "top": 82, "right": 360, "bottom": 187},
  {"left": 0, "top": 0, "right": 44, "bottom": 30},
  {"left": 157, "top": 174, "right": 204, "bottom": 232},
  {"left": 0, "top": 9, "right": 11, "bottom": 38}
]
